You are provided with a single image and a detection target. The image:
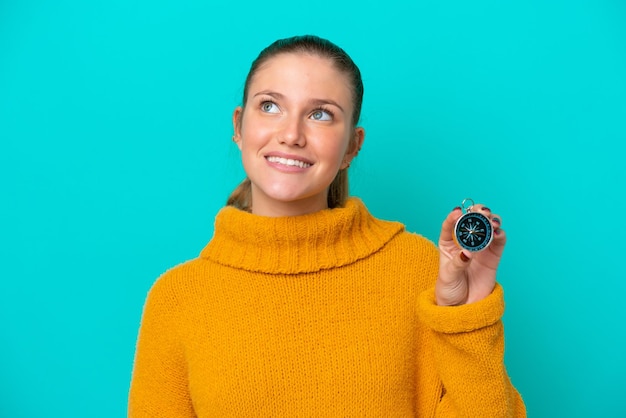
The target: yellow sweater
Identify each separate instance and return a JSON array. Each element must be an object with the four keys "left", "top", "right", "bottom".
[{"left": 129, "top": 198, "right": 525, "bottom": 417}]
